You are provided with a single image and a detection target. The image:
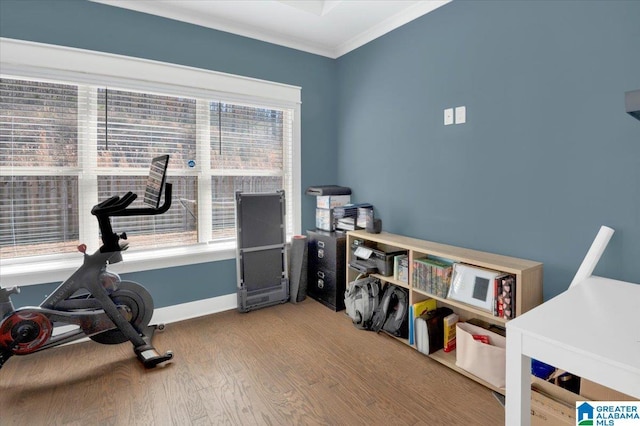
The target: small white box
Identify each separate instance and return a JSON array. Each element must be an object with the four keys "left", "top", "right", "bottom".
[
  {"left": 315, "top": 208, "right": 334, "bottom": 231},
  {"left": 317, "top": 195, "right": 351, "bottom": 209}
]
